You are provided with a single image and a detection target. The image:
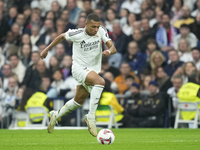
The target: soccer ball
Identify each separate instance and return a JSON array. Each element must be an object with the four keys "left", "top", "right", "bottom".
[{"left": 97, "top": 129, "right": 115, "bottom": 145}]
